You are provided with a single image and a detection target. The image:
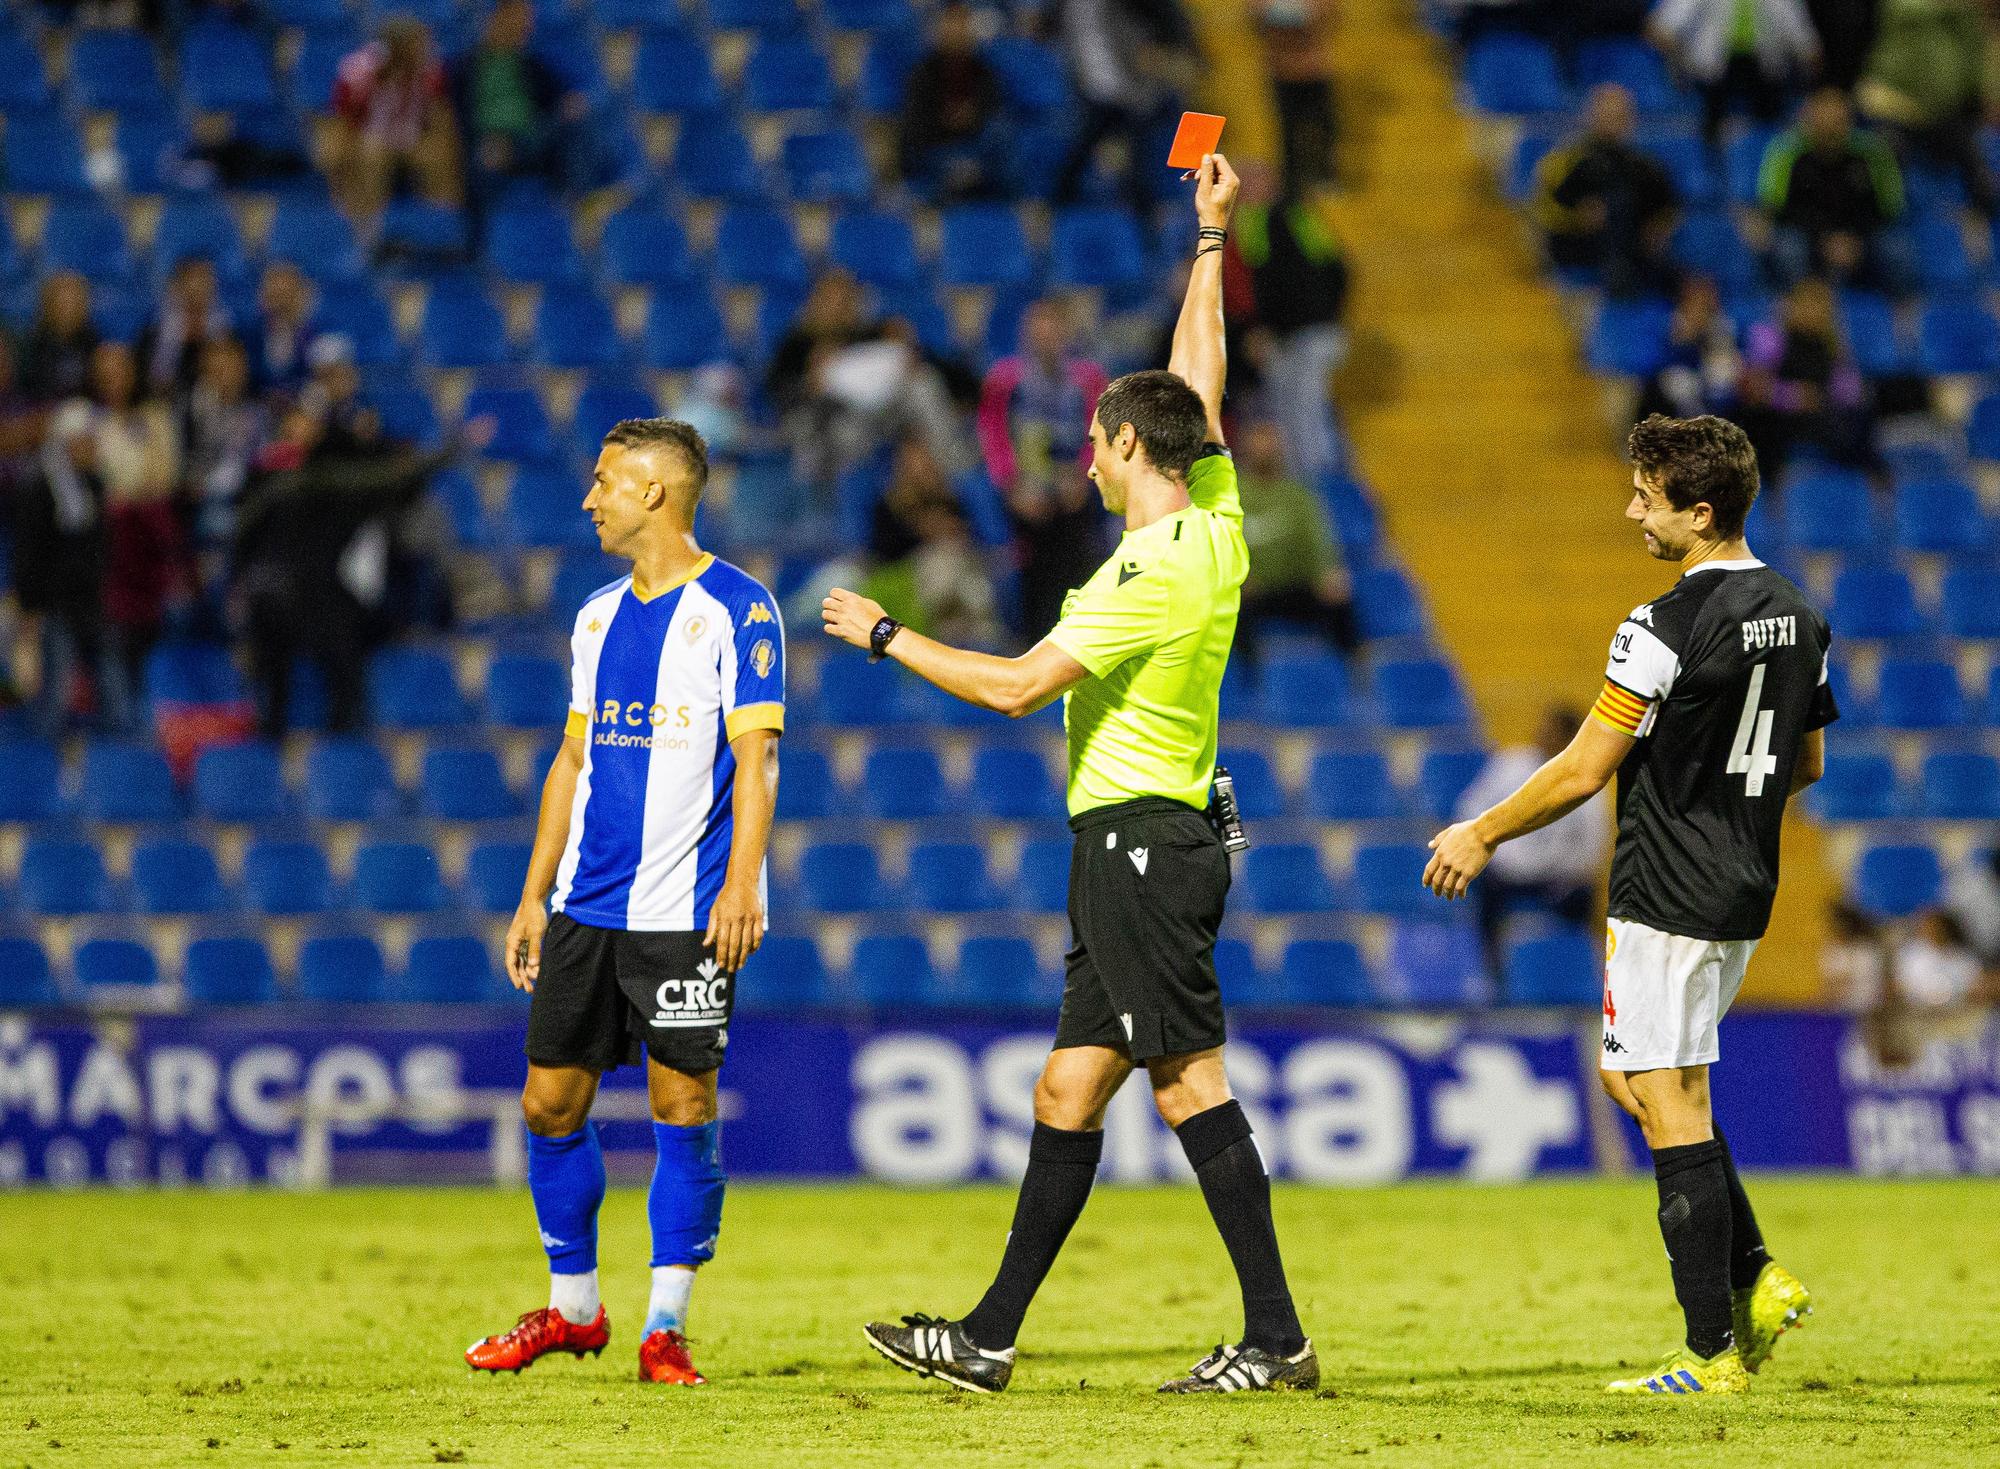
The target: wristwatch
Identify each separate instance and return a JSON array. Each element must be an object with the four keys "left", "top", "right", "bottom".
[{"left": 868, "top": 616, "right": 903, "bottom": 663}]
